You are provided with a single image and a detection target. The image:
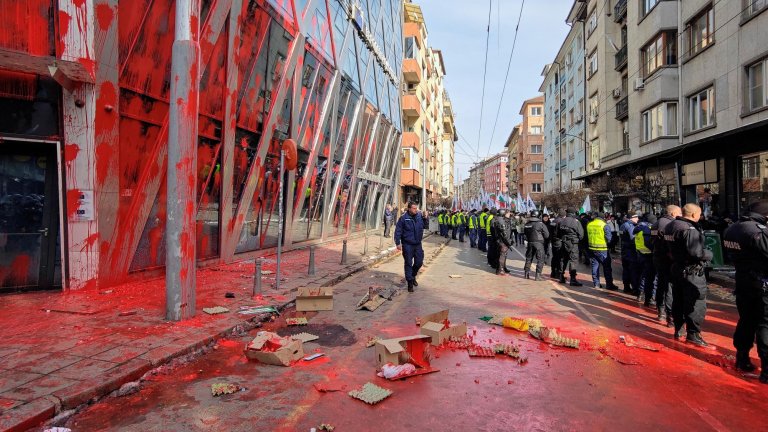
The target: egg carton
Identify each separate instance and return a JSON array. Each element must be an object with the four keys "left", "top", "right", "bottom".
[{"left": 348, "top": 382, "right": 393, "bottom": 405}]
